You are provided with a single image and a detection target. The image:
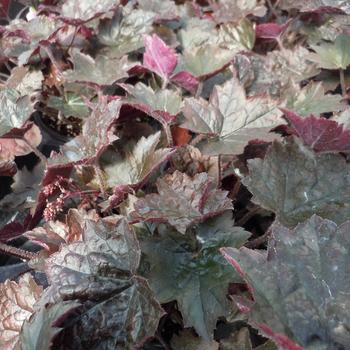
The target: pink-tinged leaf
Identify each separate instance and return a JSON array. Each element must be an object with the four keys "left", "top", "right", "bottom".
[
  {"left": 0, "top": 123, "right": 42, "bottom": 161},
  {"left": 257, "top": 324, "right": 304, "bottom": 350},
  {"left": 255, "top": 21, "right": 291, "bottom": 39},
  {"left": 281, "top": 108, "right": 350, "bottom": 152},
  {"left": 0, "top": 273, "right": 43, "bottom": 349},
  {"left": 171, "top": 71, "right": 199, "bottom": 94},
  {"left": 0, "top": 0, "right": 10, "bottom": 18},
  {"left": 143, "top": 34, "right": 177, "bottom": 80}
]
